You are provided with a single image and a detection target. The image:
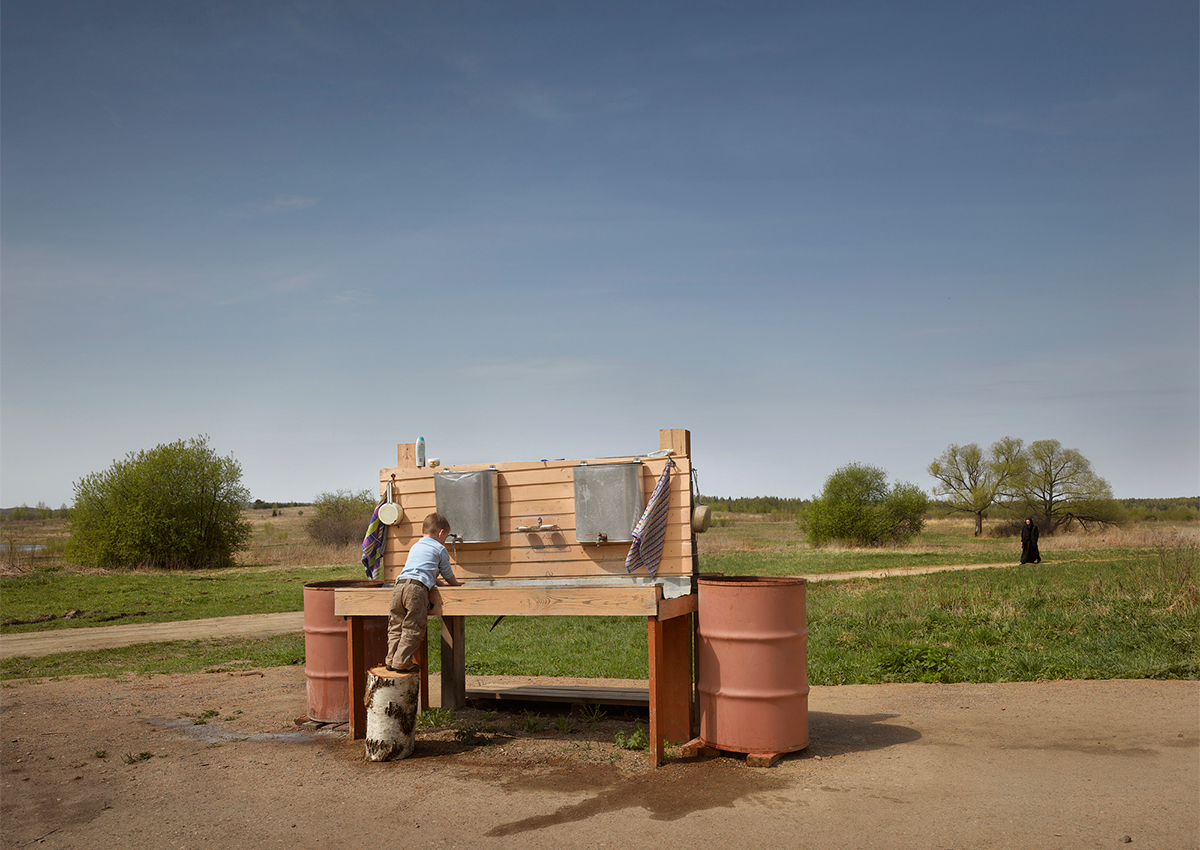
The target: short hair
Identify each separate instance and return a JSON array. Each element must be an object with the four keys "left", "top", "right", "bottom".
[{"left": 423, "top": 512, "right": 451, "bottom": 535}]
